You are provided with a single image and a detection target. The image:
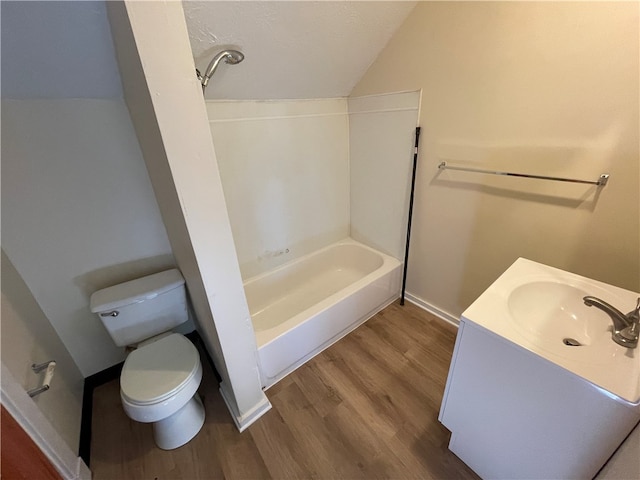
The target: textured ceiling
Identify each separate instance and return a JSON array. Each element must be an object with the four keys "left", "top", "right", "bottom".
[
  {"left": 1, "top": 1, "right": 415, "bottom": 100},
  {"left": 183, "top": 1, "right": 417, "bottom": 99}
]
